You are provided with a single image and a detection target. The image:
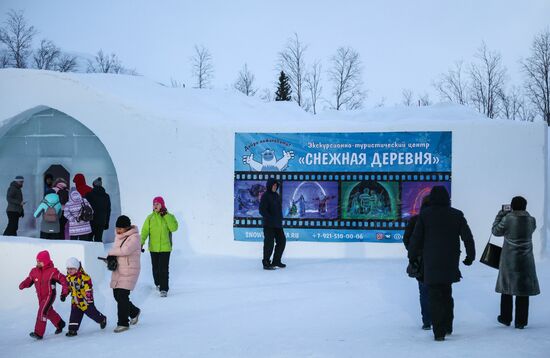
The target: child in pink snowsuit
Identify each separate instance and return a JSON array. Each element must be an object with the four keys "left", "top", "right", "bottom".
[{"left": 19, "top": 250, "right": 70, "bottom": 339}]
